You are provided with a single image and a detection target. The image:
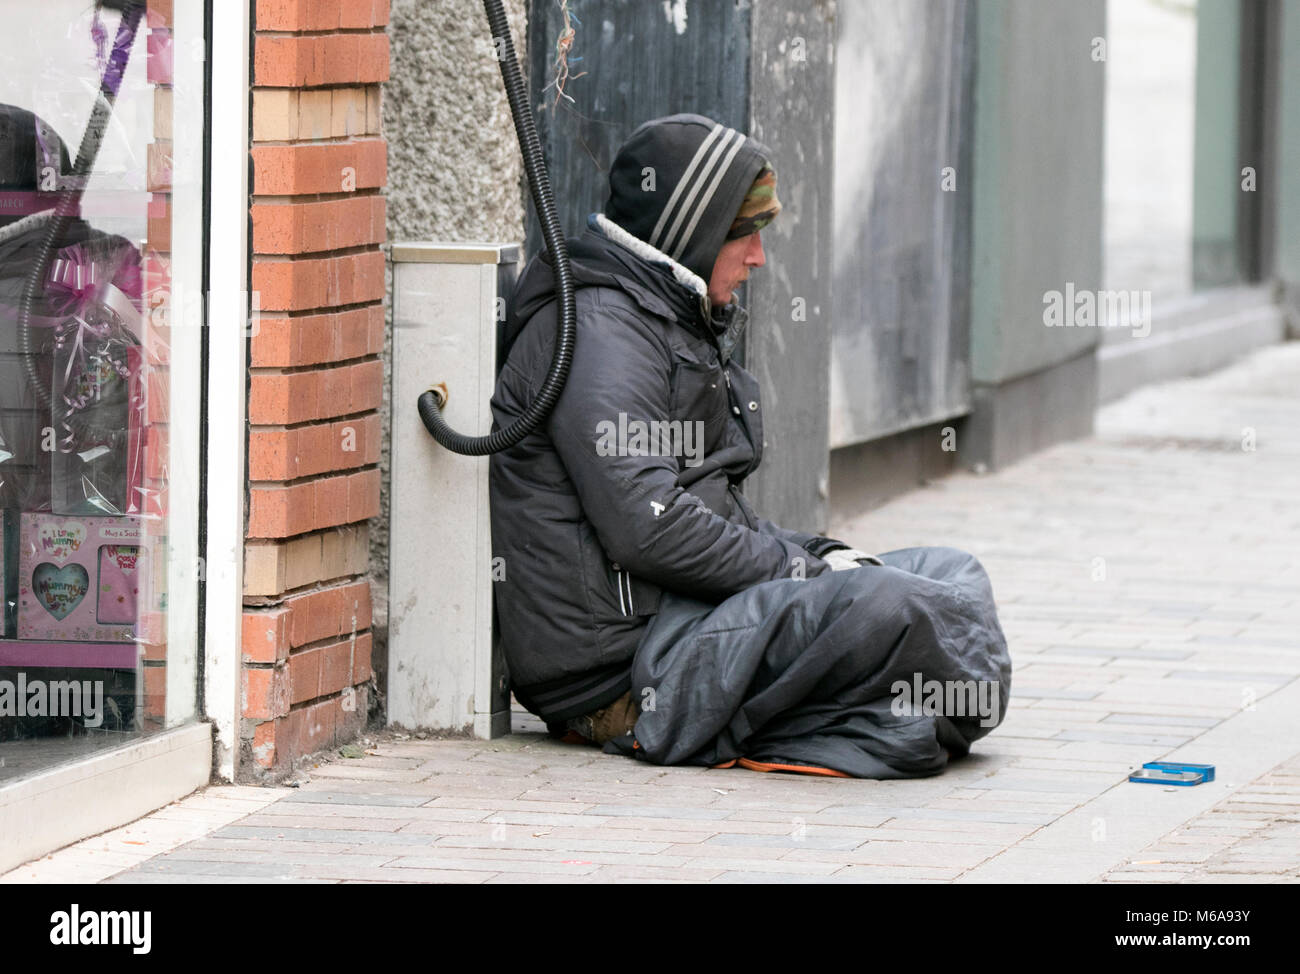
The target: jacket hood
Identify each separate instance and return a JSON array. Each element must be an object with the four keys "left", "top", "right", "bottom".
[{"left": 603, "top": 113, "right": 773, "bottom": 283}]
